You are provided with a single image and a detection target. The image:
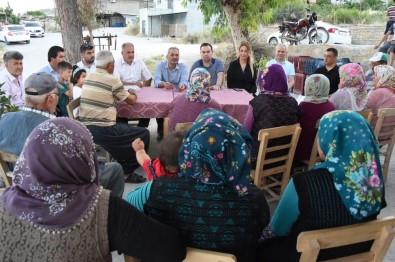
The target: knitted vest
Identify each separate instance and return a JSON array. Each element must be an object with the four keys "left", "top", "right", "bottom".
[
  {"left": 250, "top": 95, "right": 299, "bottom": 159},
  {"left": 145, "top": 176, "right": 270, "bottom": 262},
  {"left": 288, "top": 169, "right": 378, "bottom": 261},
  {"left": 0, "top": 188, "right": 111, "bottom": 262}
]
